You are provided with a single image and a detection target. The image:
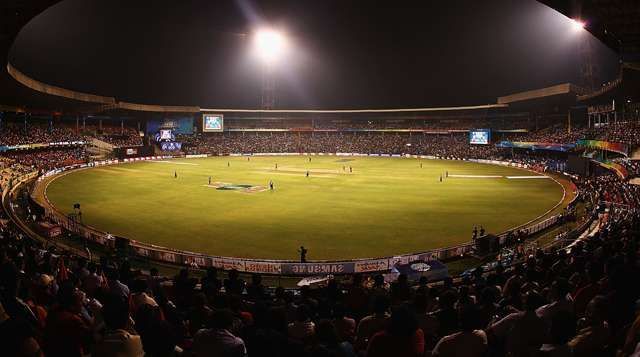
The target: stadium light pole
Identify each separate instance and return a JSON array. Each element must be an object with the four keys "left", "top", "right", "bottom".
[
  {"left": 253, "top": 28, "right": 287, "bottom": 110},
  {"left": 570, "top": 18, "right": 596, "bottom": 93},
  {"left": 566, "top": 17, "right": 594, "bottom": 132}
]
